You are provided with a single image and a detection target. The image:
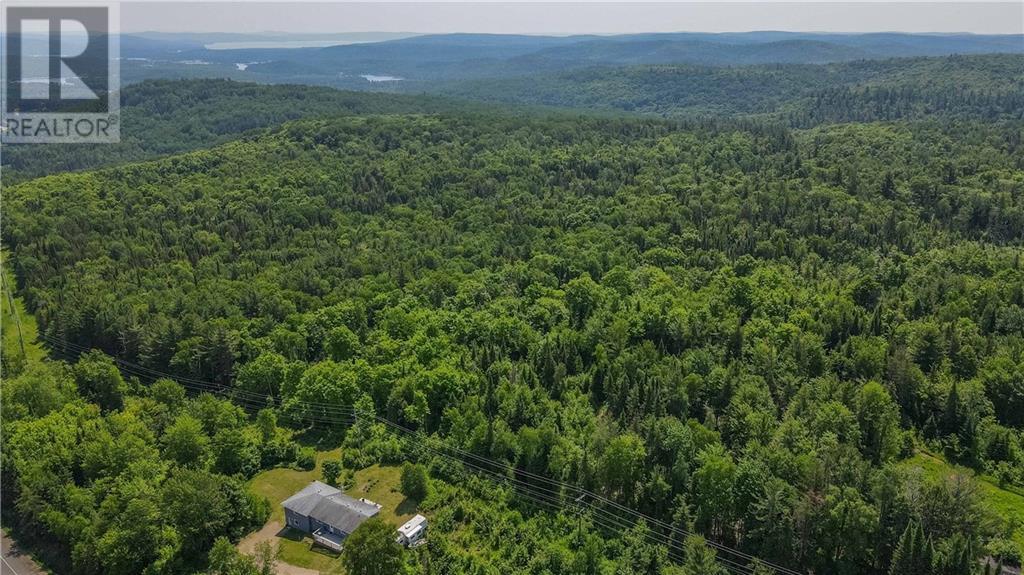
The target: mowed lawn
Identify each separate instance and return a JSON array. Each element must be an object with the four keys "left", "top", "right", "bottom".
[
  {"left": 246, "top": 450, "right": 418, "bottom": 573},
  {"left": 346, "top": 464, "right": 419, "bottom": 527},
  {"left": 902, "top": 452, "right": 1024, "bottom": 550}
]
